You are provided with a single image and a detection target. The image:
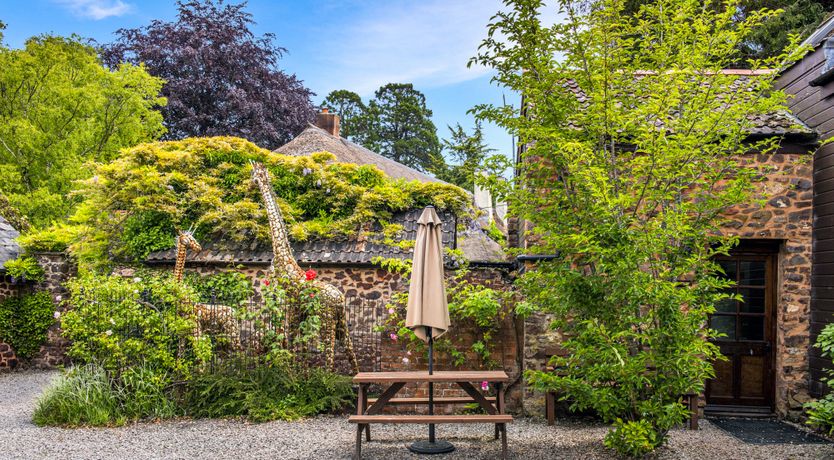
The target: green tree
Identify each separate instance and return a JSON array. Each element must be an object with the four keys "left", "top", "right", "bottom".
[
  {"left": 471, "top": 0, "right": 805, "bottom": 455},
  {"left": 433, "top": 122, "right": 494, "bottom": 191},
  {"left": 321, "top": 89, "right": 366, "bottom": 139},
  {"left": 356, "top": 83, "right": 443, "bottom": 173},
  {"left": 0, "top": 35, "right": 165, "bottom": 227},
  {"left": 620, "top": 0, "right": 827, "bottom": 64}
]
